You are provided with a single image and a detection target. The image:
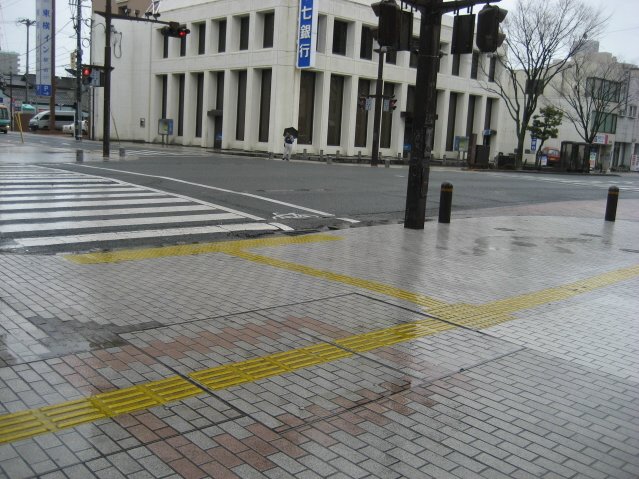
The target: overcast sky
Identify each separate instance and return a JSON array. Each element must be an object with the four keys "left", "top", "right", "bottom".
[{"left": 1, "top": 0, "right": 638, "bottom": 75}]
